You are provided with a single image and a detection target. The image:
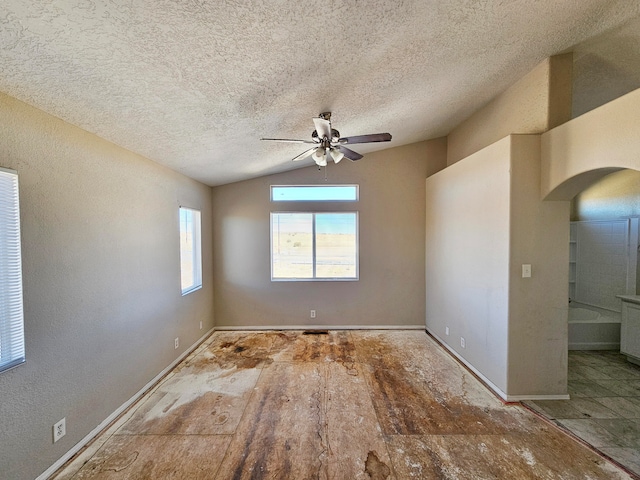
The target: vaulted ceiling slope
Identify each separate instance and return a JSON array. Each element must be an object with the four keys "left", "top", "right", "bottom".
[{"left": 1, "top": 1, "right": 640, "bottom": 186}]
